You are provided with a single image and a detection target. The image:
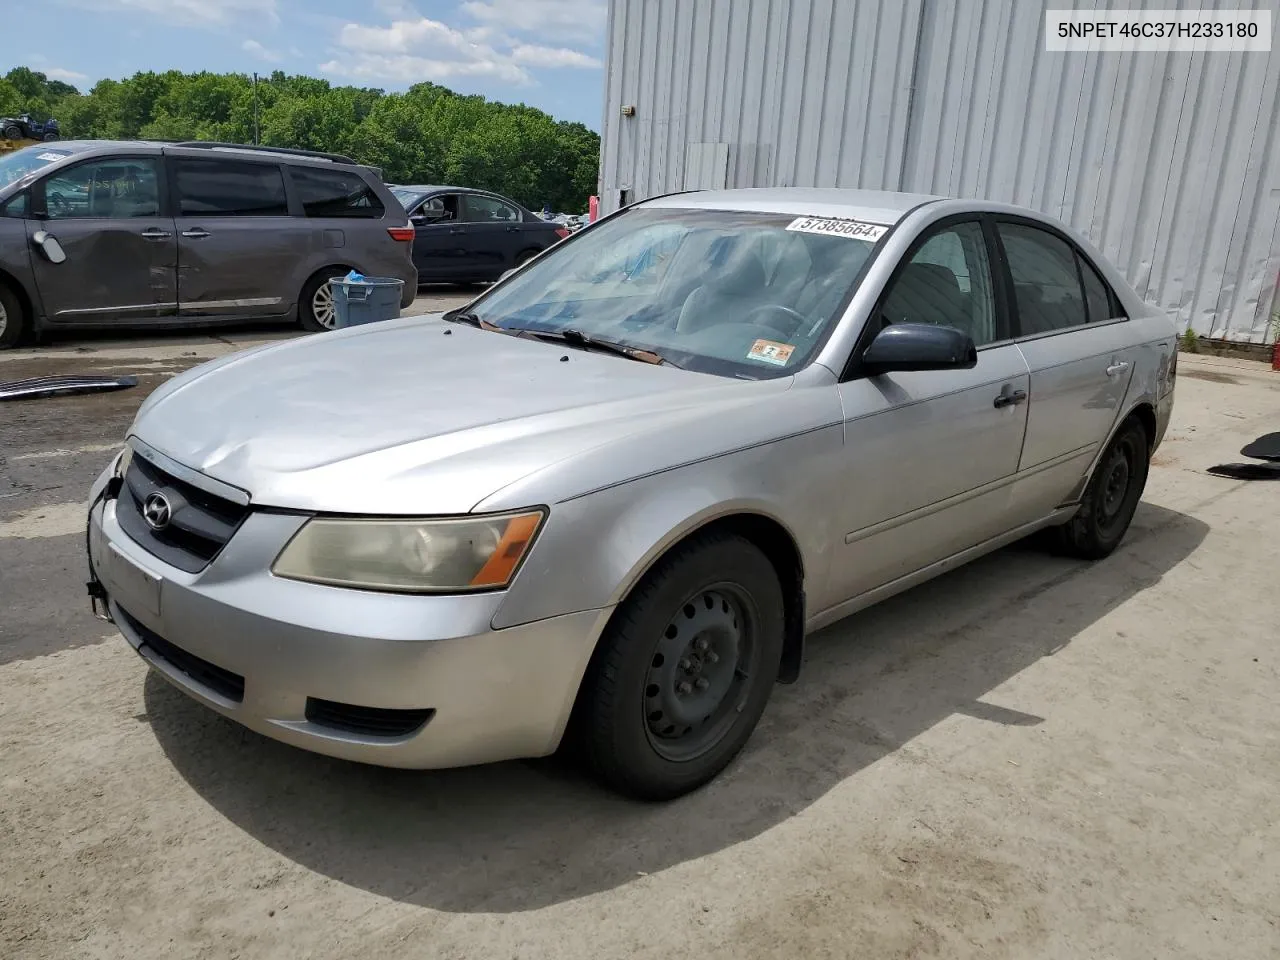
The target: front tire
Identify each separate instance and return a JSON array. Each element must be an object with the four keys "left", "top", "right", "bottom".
[
  {"left": 578, "top": 533, "right": 785, "bottom": 800},
  {"left": 1052, "top": 417, "right": 1150, "bottom": 560},
  {"left": 2, "top": 125, "right": 20, "bottom": 140},
  {"left": 0, "top": 283, "right": 27, "bottom": 349}
]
